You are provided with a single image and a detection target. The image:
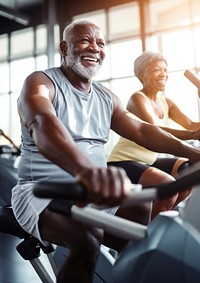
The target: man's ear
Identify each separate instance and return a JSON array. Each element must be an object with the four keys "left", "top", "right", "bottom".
[{"left": 60, "top": 40, "right": 68, "bottom": 56}]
